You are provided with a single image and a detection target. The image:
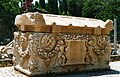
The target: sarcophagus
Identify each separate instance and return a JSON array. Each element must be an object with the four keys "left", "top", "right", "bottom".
[{"left": 13, "top": 12, "right": 113, "bottom": 76}]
